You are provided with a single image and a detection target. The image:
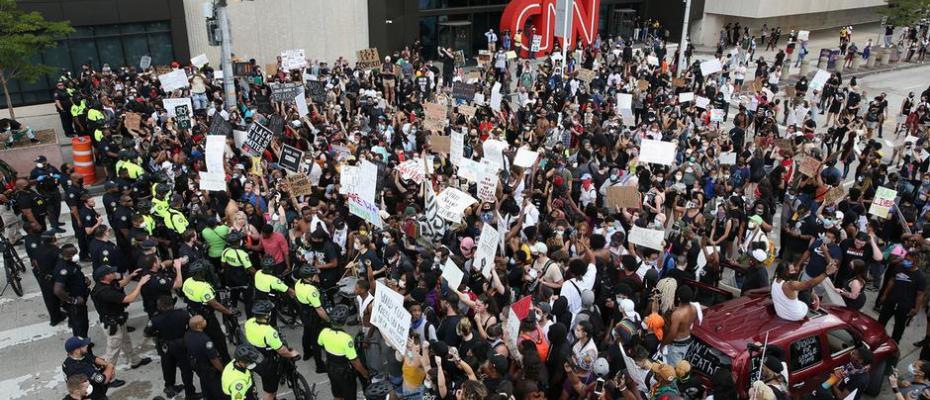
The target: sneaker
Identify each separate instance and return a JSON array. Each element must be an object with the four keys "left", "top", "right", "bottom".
[
  {"left": 915, "top": 337, "right": 930, "bottom": 347},
  {"left": 29, "top": 139, "right": 39, "bottom": 144},
  {"left": 185, "top": 393, "right": 203, "bottom": 400},
  {"left": 54, "top": 228, "right": 66, "bottom": 234},
  {"left": 131, "top": 357, "right": 152, "bottom": 369},
  {"left": 110, "top": 379, "right": 126, "bottom": 388},
  {"left": 164, "top": 386, "right": 178, "bottom": 398}
]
